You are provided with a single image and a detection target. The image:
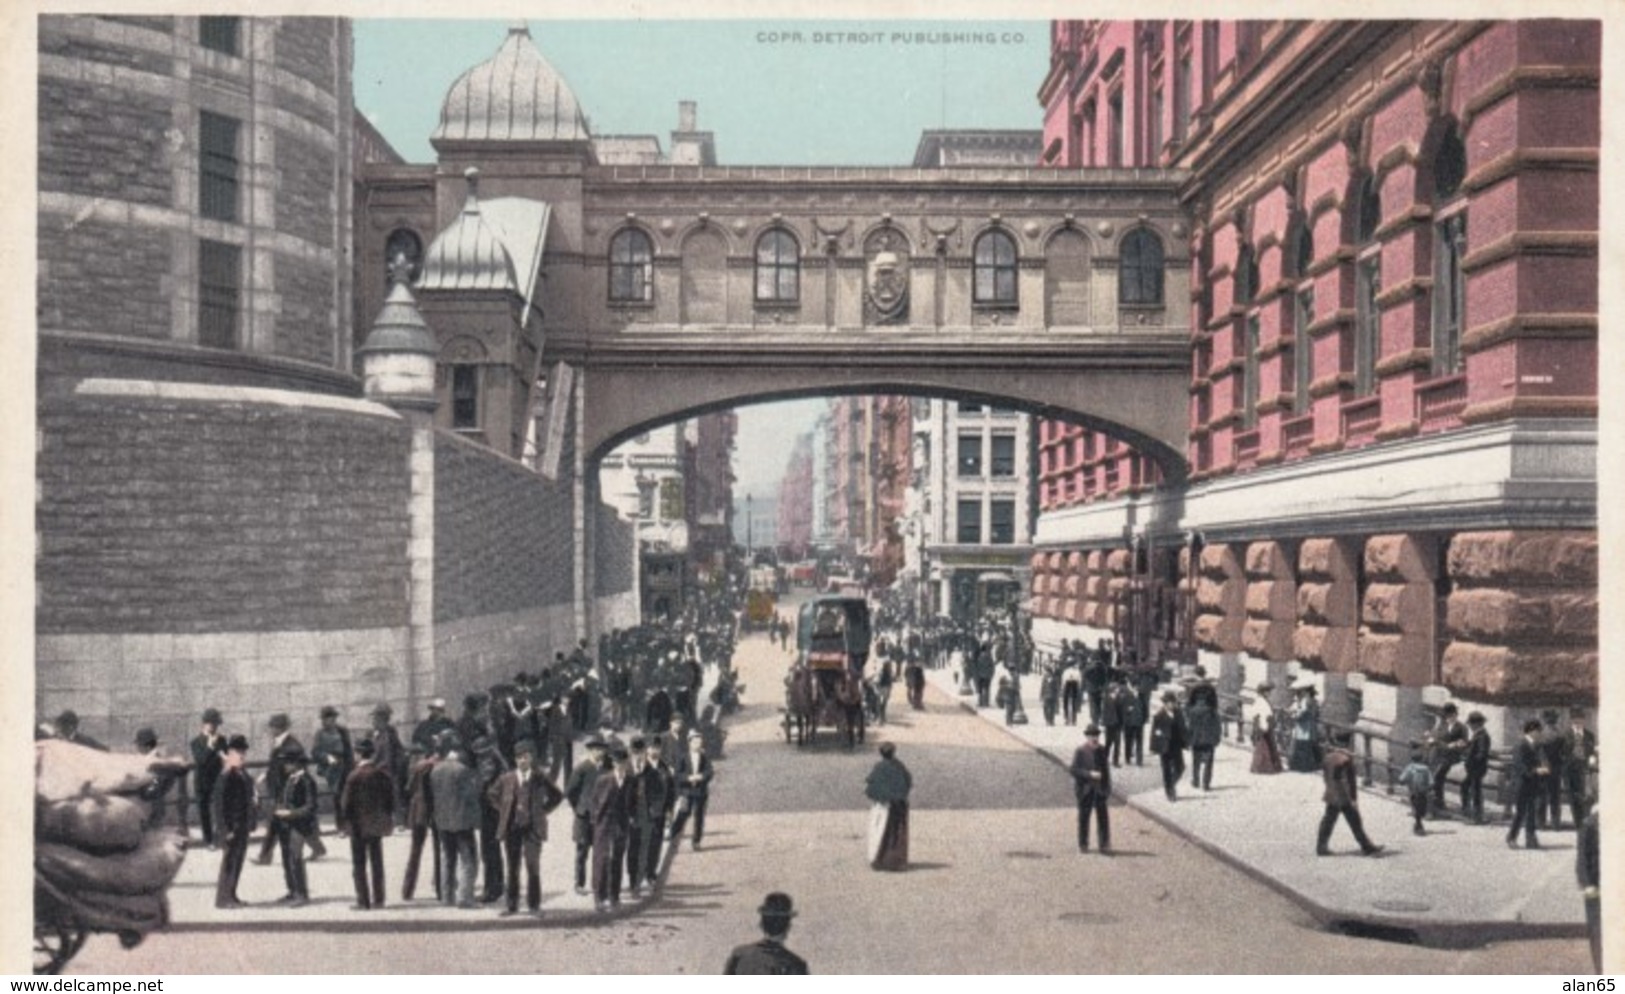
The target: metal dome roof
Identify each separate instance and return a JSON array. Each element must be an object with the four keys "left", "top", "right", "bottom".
[{"left": 432, "top": 23, "right": 590, "bottom": 144}]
